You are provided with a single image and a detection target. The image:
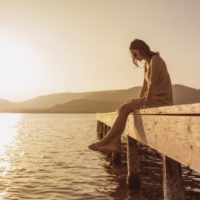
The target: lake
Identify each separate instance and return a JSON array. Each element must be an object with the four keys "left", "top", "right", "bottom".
[{"left": 0, "top": 113, "right": 199, "bottom": 200}]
